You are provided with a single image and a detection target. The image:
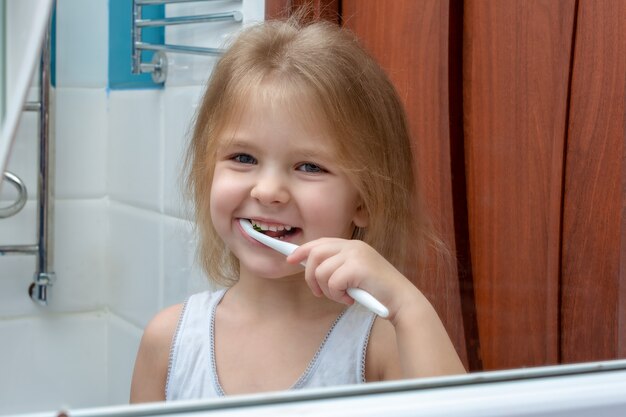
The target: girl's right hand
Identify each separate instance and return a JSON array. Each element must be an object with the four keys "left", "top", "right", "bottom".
[{"left": 287, "top": 237, "right": 422, "bottom": 325}]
